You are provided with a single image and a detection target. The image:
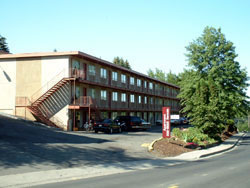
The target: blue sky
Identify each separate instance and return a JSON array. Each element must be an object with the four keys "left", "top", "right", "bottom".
[{"left": 1, "top": 0, "right": 250, "bottom": 96}]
